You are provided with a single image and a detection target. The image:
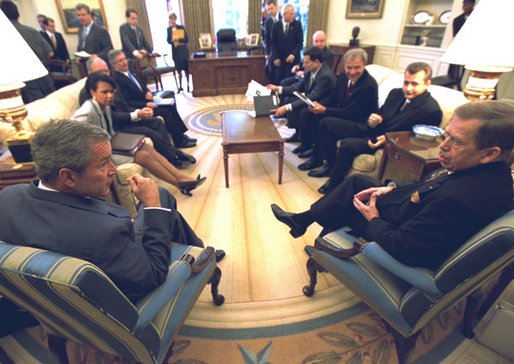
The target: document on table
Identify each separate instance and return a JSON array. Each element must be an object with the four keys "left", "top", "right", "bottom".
[{"left": 245, "top": 80, "right": 271, "bottom": 102}]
